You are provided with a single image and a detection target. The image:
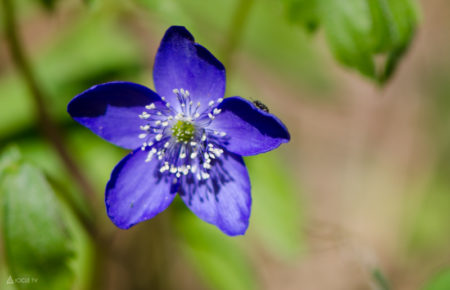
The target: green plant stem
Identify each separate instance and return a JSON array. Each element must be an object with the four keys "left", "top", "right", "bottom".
[
  {"left": 1, "top": 0, "right": 99, "bottom": 214},
  {"left": 1, "top": 3, "right": 111, "bottom": 289},
  {"left": 222, "top": 0, "right": 255, "bottom": 70}
]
